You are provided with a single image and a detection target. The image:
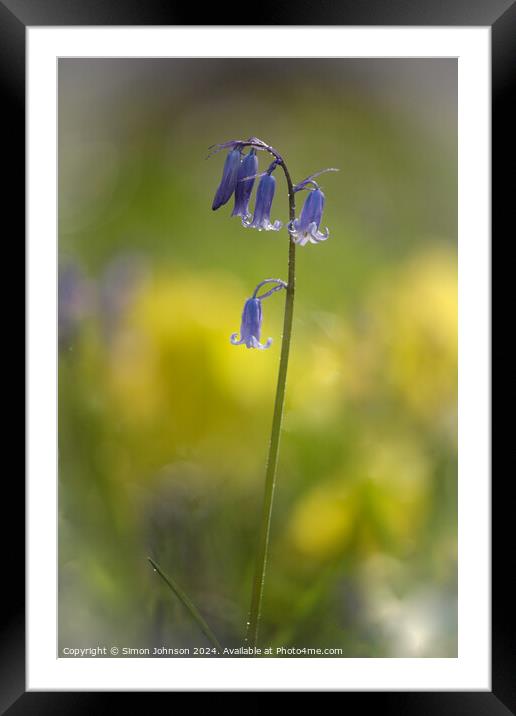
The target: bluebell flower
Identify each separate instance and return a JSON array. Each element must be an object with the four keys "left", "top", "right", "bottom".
[
  {"left": 288, "top": 188, "right": 329, "bottom": 246},
  {"left": 230, "top": 297, "right": 272, "bottom": 350},
  {"left": 244, "top": 174, "right": 282, "bottom": 232},
  {"left": 212, "top": 148, "right": 241, "bottom": 211},
  {"left": 58, "top": 263, "right": 93, "bottom": 350},
  {"left": 231, "top": 149, "right": 258, "bottom": 221}
]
